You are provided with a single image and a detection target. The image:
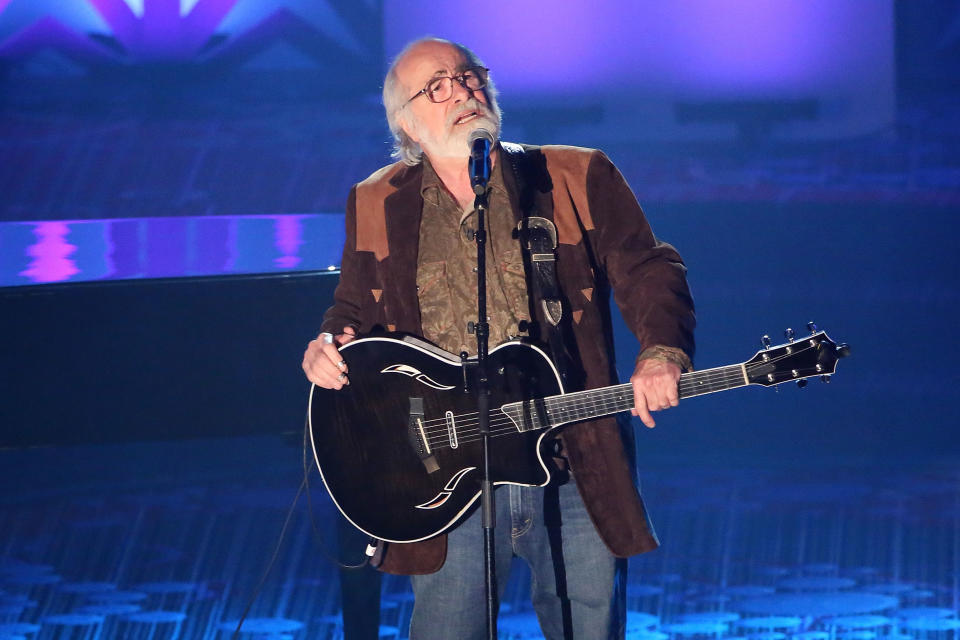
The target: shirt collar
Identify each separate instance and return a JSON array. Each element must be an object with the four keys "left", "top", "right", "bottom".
[{"left": 420, "top": 142, "right": 508, "bottom": 199}]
